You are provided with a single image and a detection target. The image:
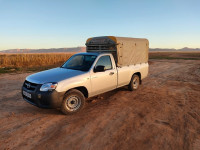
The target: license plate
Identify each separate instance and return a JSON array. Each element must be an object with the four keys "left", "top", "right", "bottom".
[{"left": 23, "top": 91, "right": 32, "bottom": 99}]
